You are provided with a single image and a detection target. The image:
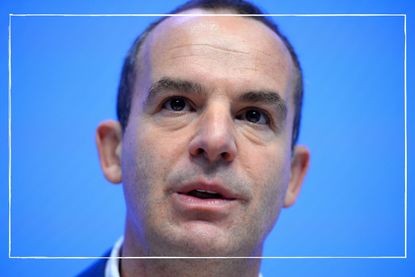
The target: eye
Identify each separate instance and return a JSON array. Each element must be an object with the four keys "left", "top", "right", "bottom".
[
  {"left": 162, "top": 96, "right": 193, "bottom": 112},
  {"left": 237, "top": 108, "right": 270, "bottom": 125}
]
